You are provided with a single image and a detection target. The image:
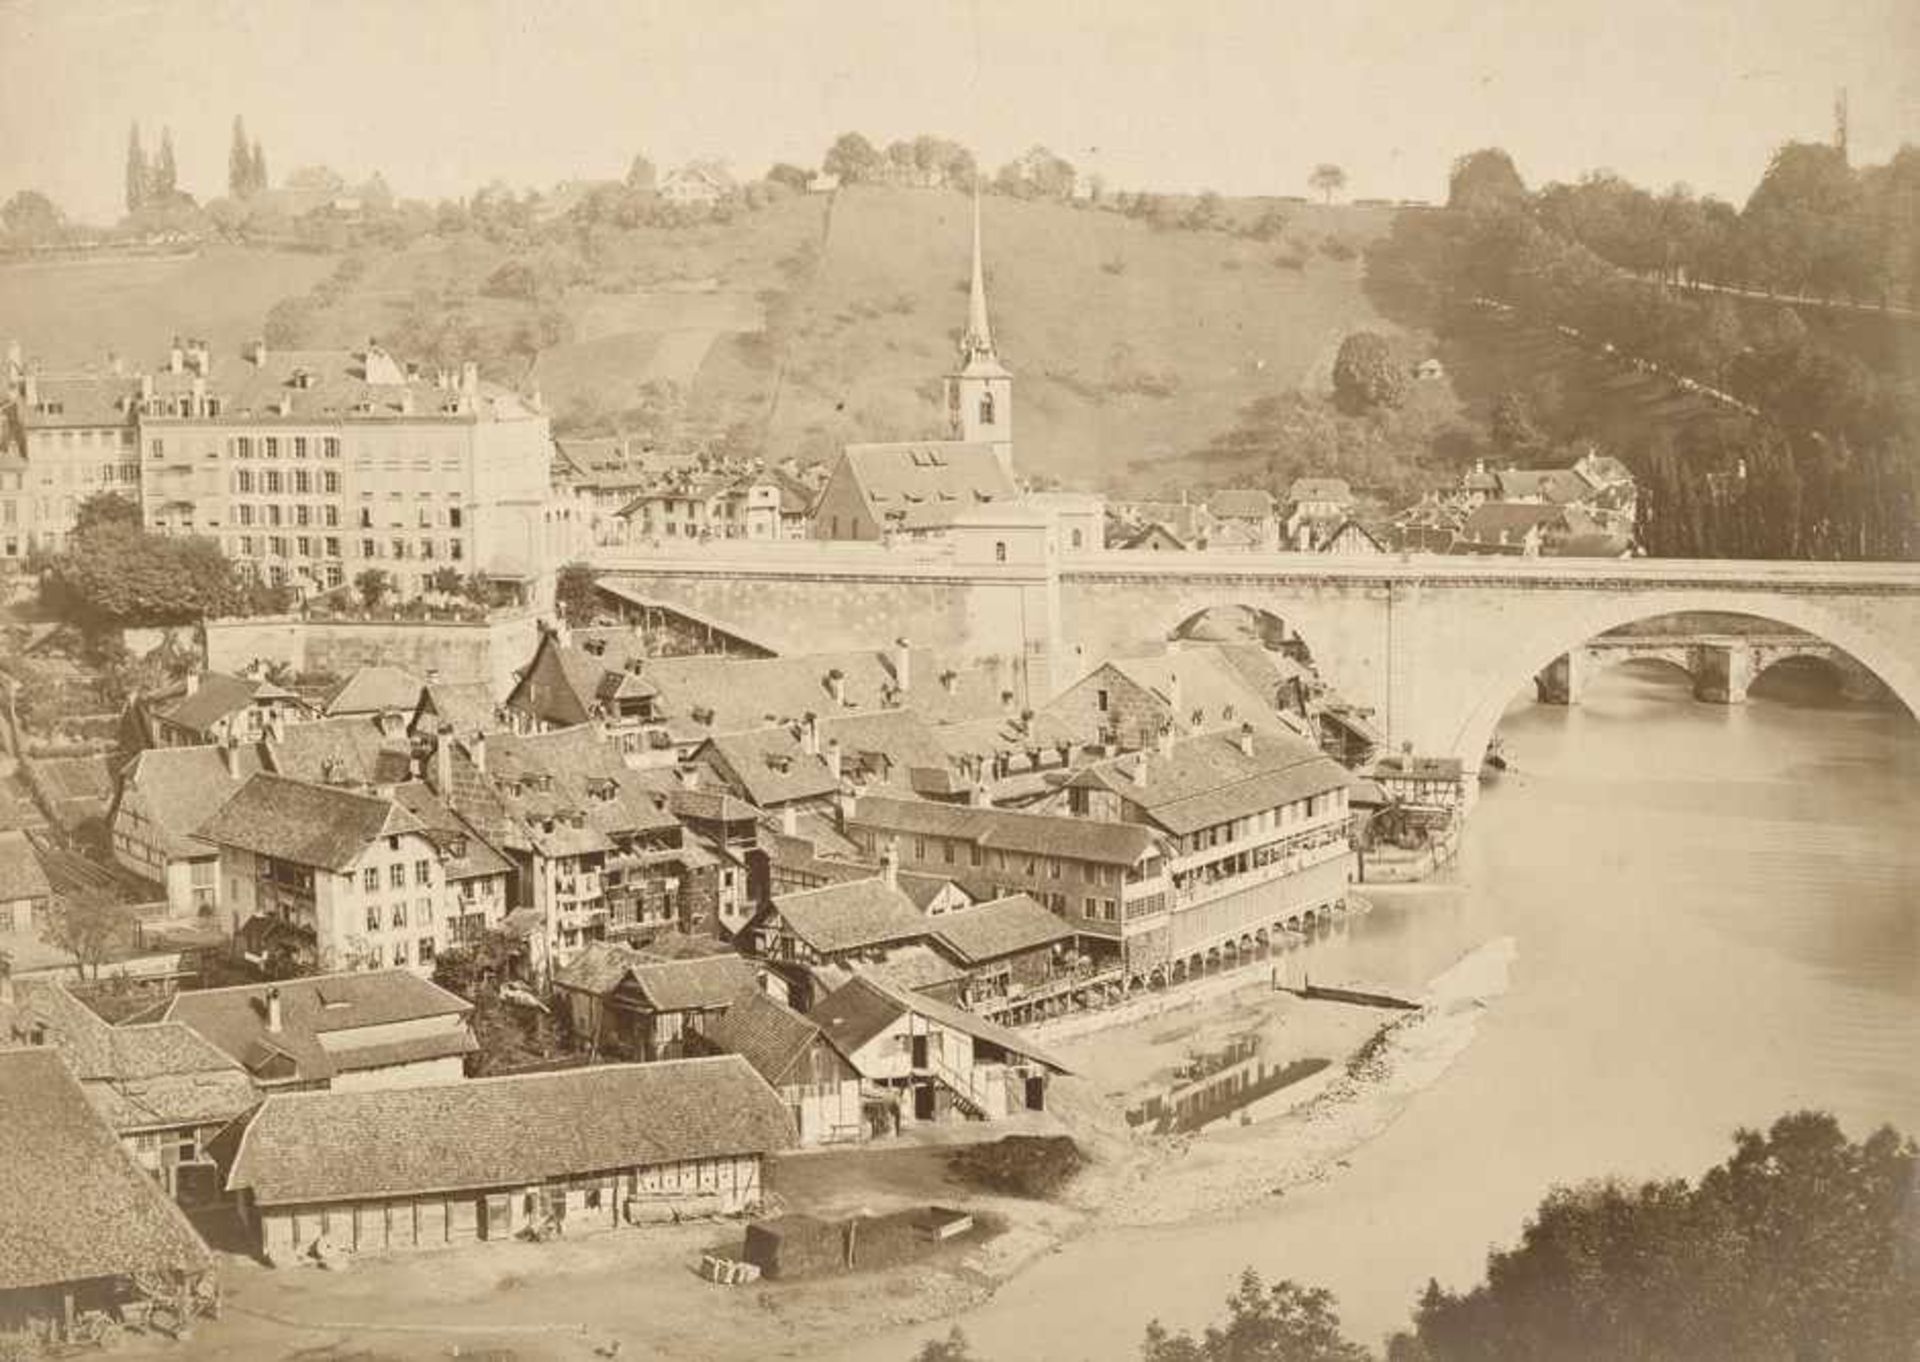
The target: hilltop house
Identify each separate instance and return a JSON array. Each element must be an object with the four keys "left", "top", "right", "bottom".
[
  {"left": 219, "top": 1056, "right": 792, "bottom": 1263},
  {"left": 137, "top": 670, "right": 316, "bottom": 748},
  {"left": 1285, "top": 478, "right": 1356, "bottom": 551}
]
